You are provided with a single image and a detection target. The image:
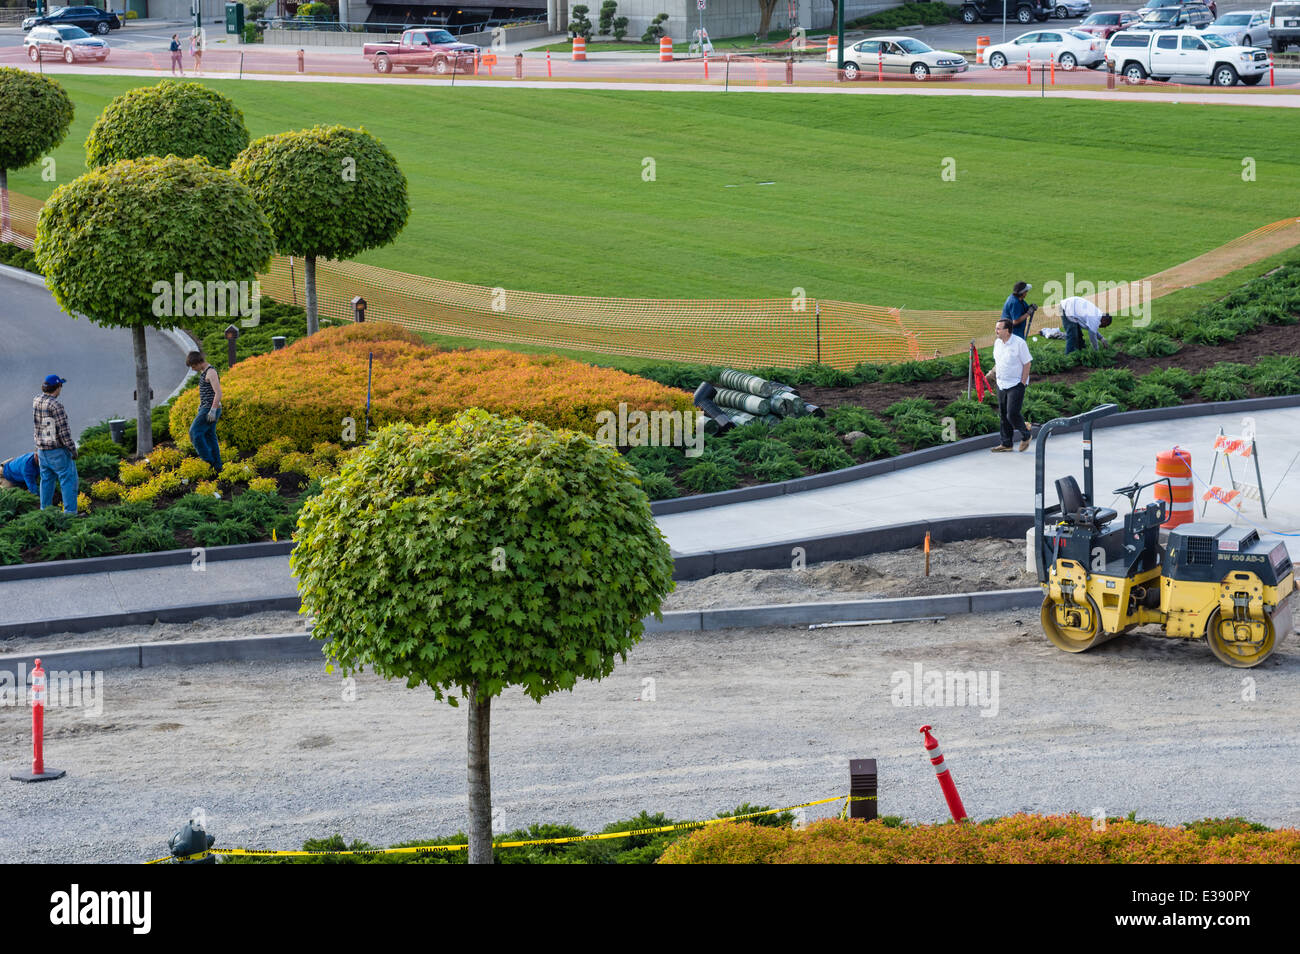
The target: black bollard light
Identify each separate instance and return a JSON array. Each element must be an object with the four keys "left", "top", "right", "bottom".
[
  {"left": 352, "top": 296, "right": 367, "bottom": 324},
  {"left": 108, "top": 418, "right": 127, "bottom": 445},
  {"left": 271, "top": 335, "right": 287, "bottom": 350},
  {"left": 849, "top": 758, "right": 878, "bottom": 821},
  {"left": 224, "top": 324, "right": 240, "bottom": 367}
]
